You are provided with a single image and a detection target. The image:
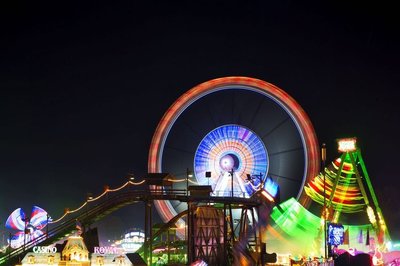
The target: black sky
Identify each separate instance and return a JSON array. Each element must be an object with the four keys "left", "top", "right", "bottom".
[{"left": 1, "top": 1, "right": 399, "bottom": 244}]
